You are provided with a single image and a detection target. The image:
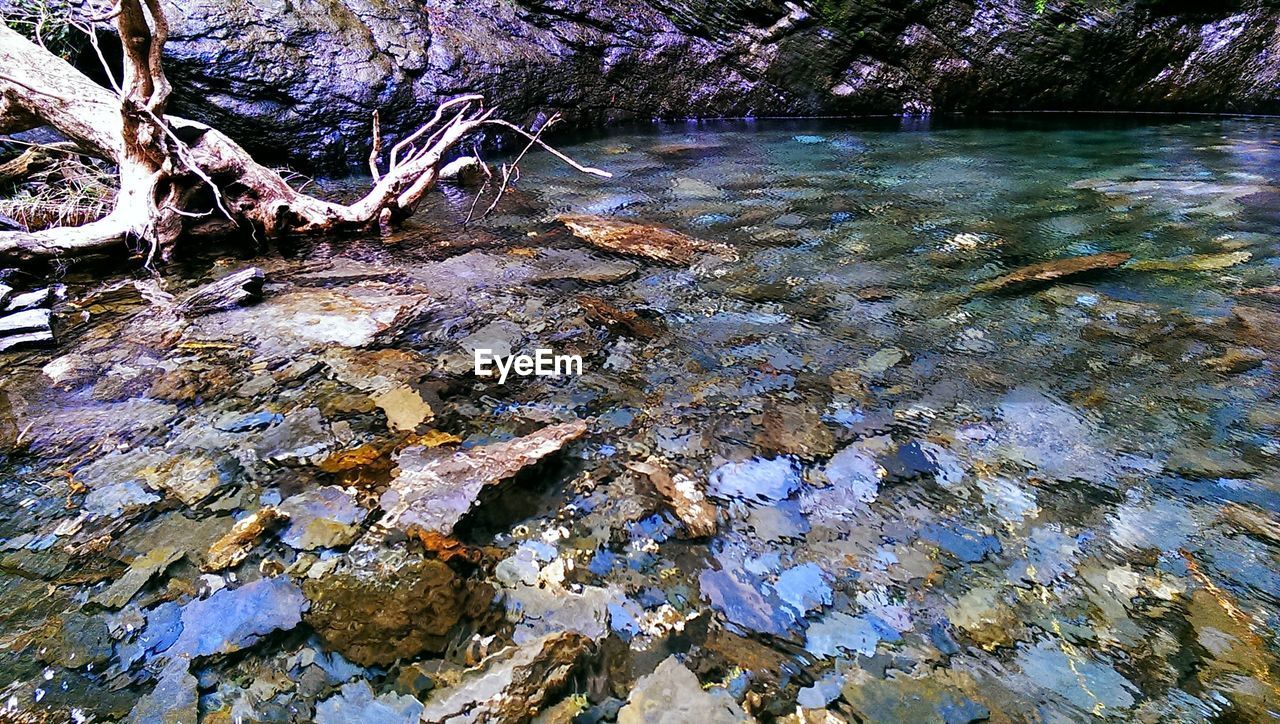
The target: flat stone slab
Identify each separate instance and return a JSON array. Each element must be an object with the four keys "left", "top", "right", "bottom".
[
  {"left": 0, "top": 308, "right": 51, "bottom": 336},
  {"left": 4, "top": 287, "right": 51, "bottom": 312},
  {"left": 0, "top": 329, "right": 53, "bottom": 352}
]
